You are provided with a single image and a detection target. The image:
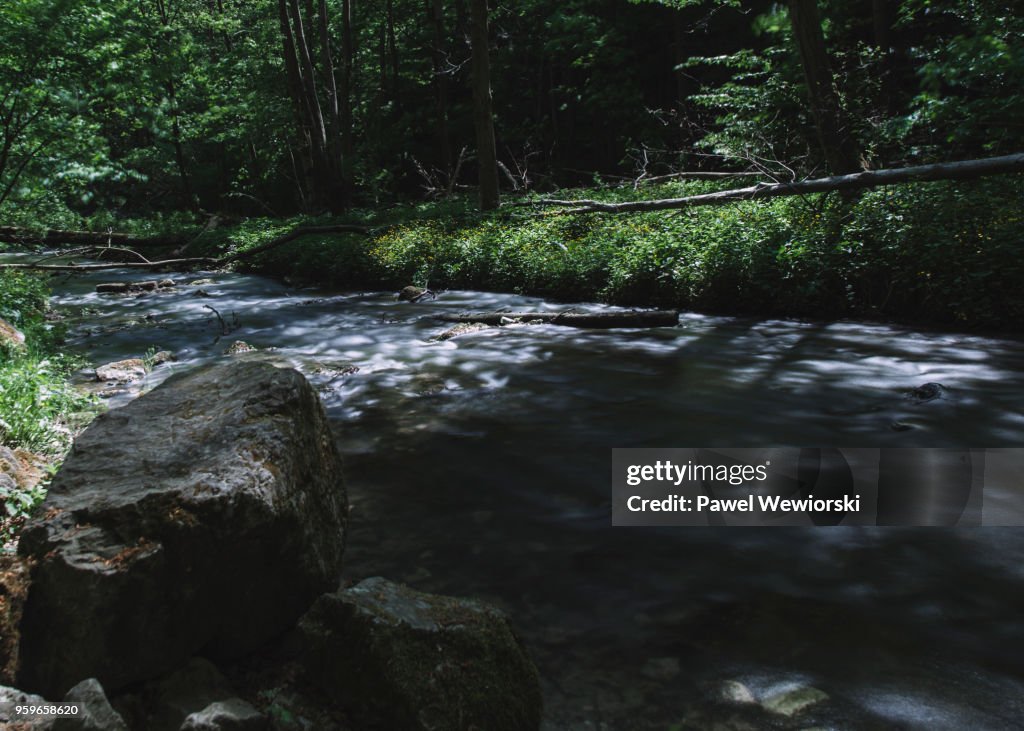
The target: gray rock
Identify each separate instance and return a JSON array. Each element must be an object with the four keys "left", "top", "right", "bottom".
[
  {"left": 760, "top": 686, "right": 828, "bottom": 717},
  {"left": 16, "top": 361, "right": 348, "bottom": 697},
  {"left": 143, "top": 658, "right": 236, "bottom": 731},
  {"left": 95, "top": 358, "right": 147, "bottom": 383},
  {"left": 179, "top": 698, "right": 268, "bottom": 731},
  {"left": 298, "top": 576, "right": 542, "bottom": 731},
  {"left": 0, "top": 684, "right": 47, "bottom": 724},
  {"left": 718, "top": 680, "right": 756, "bottom": 705},
  {"left": 52, "top": 678, "right": 128, "bottom": 730},
  {"left": 224, "top": 341, "right": 257, "bottom": 355},
  {"left": 150, "top": 350, "right": 177, "bottom": 366}
]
